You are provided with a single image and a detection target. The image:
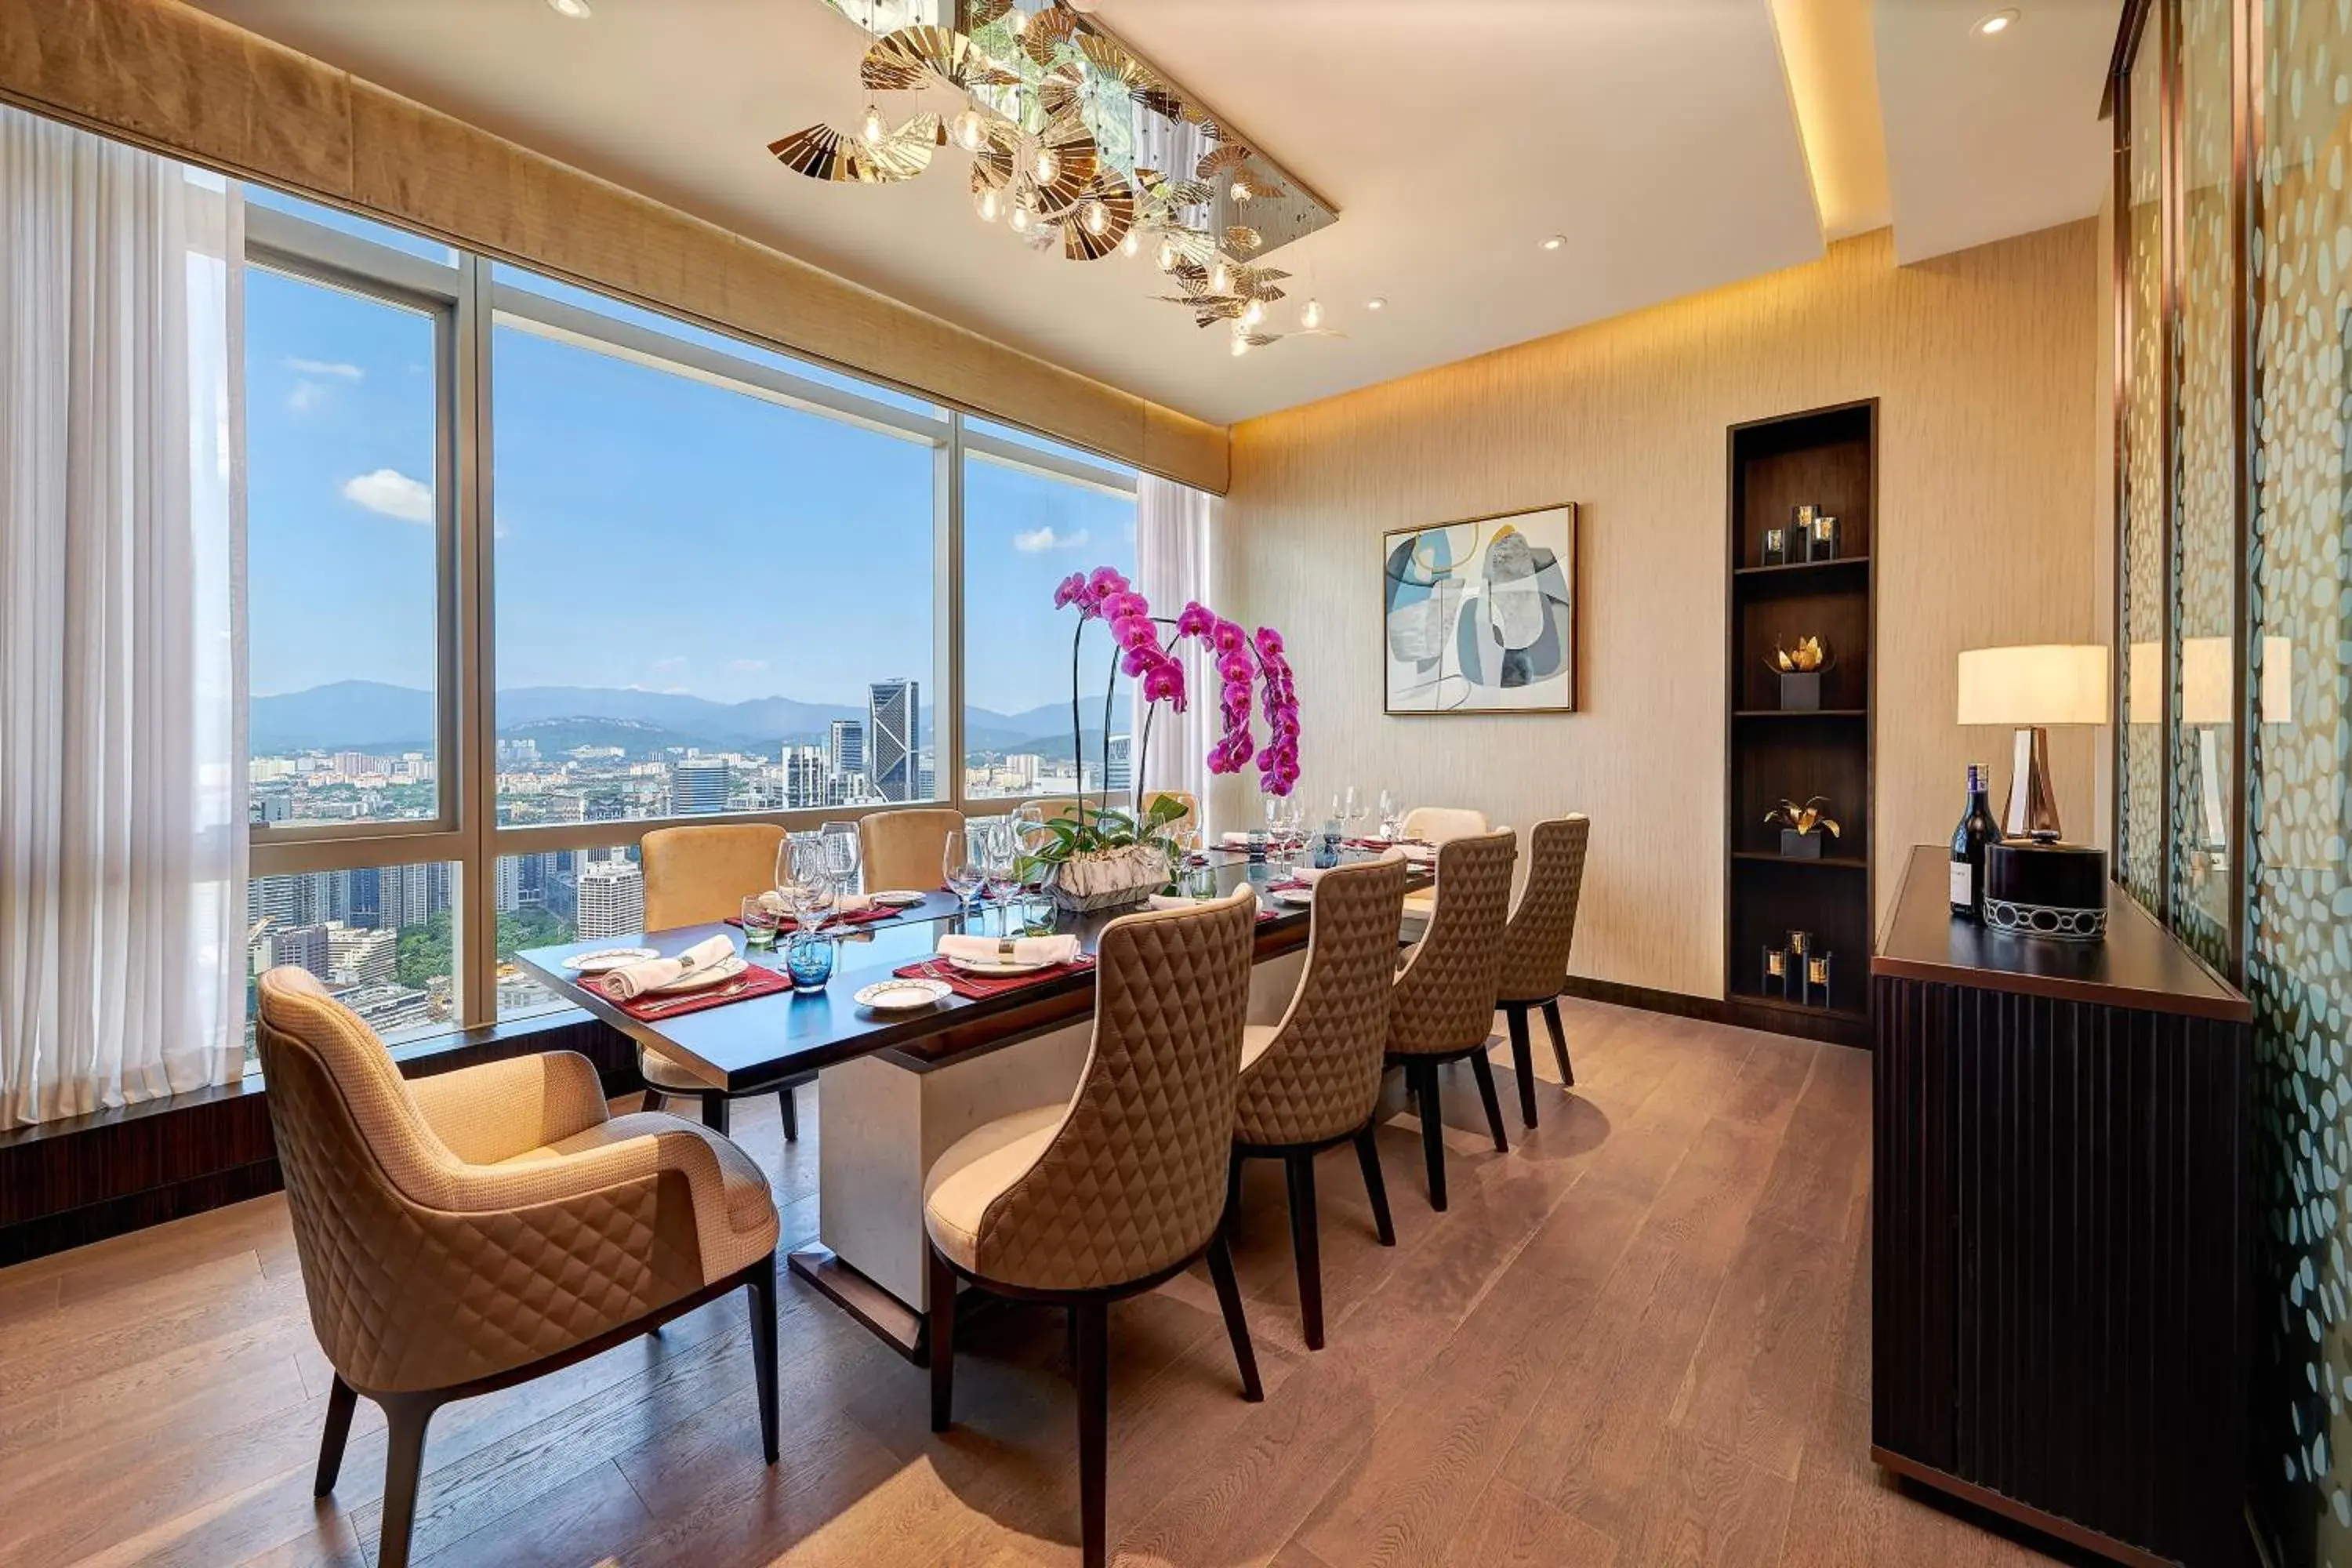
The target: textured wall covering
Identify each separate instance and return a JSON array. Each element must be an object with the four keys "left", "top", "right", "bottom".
[
  {"left": 1218, "top": 225, "right": 2102, "bottom": 1002},
  {"left": 2122, "top": 49, "right": 2169, "bottom": 911}
]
